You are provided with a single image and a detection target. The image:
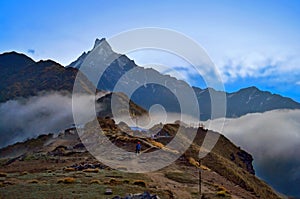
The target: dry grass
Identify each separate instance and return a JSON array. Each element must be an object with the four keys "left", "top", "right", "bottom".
[
  {"left": 27, "top": 179, "right": 39, "bottom": 184},
  {"left": 83, "top": 168, "right": 100, "bottom": 173},
  {"left": 215, "top": 185, "right": 230, "bottom": 197},
  {"left": 90, "top": 179, "right": 101, "bottom": 184},
  {"left": 217, "top": 186, "right": 227, "bottom": 192},
  {"left": 148, "top": 139, "right": 179, "bottom": 154},
  {"left": 148, "top": 139, "right": 164, "bottom": 148},
  {"left": 188, "top": 157, "right": 200, "bottom": 168},
  {"left": 20, "top": 171, "right": 28, "bottom": 176},
  {"left": 106, "top": 178, "right": 123, "bottom": 186},
  {"left": 64, "top": 167, "right": 76, "bottom": 172},
  {"left": 0, "top": 172, "right": 7, "bottom": 177},
  {"left": 57, "top": 177, "right": 76, "bottom": 184},
  {"left": 116, "top": 135, "right": 132, "bottom": 141},
  {"left": 133, "top": 180, "right": 146, "bottom": 187},
  {"left": 200, "top": 165, "right": 211, "bottom": 171},
  {"left": 216, "top": 190, "right": 231, "bottom": 197}
]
